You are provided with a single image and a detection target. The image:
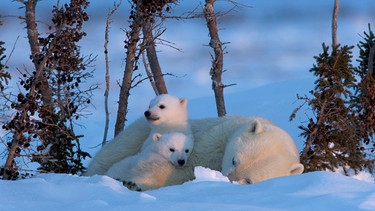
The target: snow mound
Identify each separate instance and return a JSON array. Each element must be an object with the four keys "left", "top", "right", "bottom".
[{"left": 193, "top": 166, "right": 230, "bottom": 183}]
